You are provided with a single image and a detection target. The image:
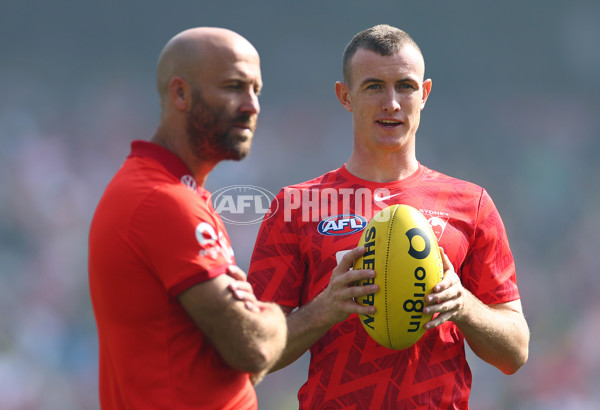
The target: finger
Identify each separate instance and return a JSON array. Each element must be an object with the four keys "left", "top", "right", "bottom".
[
  {"left": 229, "top": 281, "right": 254, "bottom": 293},
  {"left": 228, "top": 281, "right": 255, "bottom": 297},
  {"left": 227, "top": 265, "right": 247, "bottom": 281},
  {"left": 342, "top": 282, "right": 379, "bottom": 300},
  {"left": 338, "top": 299, "right": 376, "bottom": 316},
  {"left": 427, "top": 279, "right": 461, "bottom": 304},
  {"left": 430, "top": 265, "right": 458, "bottom": 294},
  {"left": 228, "top": 283, "right": 258, "bottom": 302},
  {"left": 232, "top": 288, "right": 258, "bottom": 303},
  {"left": 429, "top": 274, "right": 450, "bottom": 295},
  {"left": 424, "top": 294, "right": 459, "bottom": 314},
  {"left": 339, "top": 268, "right": 376, "bottom": 288},
  {"left": 424, "top": 310, "right": 455, "bottom": 329},
  {"left": 439, "top": 248, "right": 454, "bottom": 273},
  {"left": 336, "top": 246, "right": 366, "bottom": 272},
  {"left": 244, "top": 300, "right": 261, "bottom": 313}
]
